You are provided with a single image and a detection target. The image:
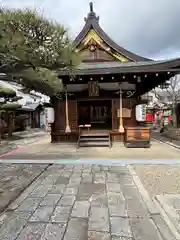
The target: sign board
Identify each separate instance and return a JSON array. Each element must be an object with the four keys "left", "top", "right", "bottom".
[
  {"left": 117, "top": 108, "right": 131, "bottom": 118},
  {"left": 88, "top": 81, "right": 99, "bottom": 97}
]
